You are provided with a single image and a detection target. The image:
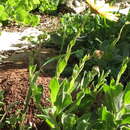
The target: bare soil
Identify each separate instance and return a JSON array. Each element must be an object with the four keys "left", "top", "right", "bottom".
[
  {"left": 0, "top": 61, "right": 52, "bottom": 129},
  {"left": 0, "top": 44, "right": 59, "bottom": 130}
]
